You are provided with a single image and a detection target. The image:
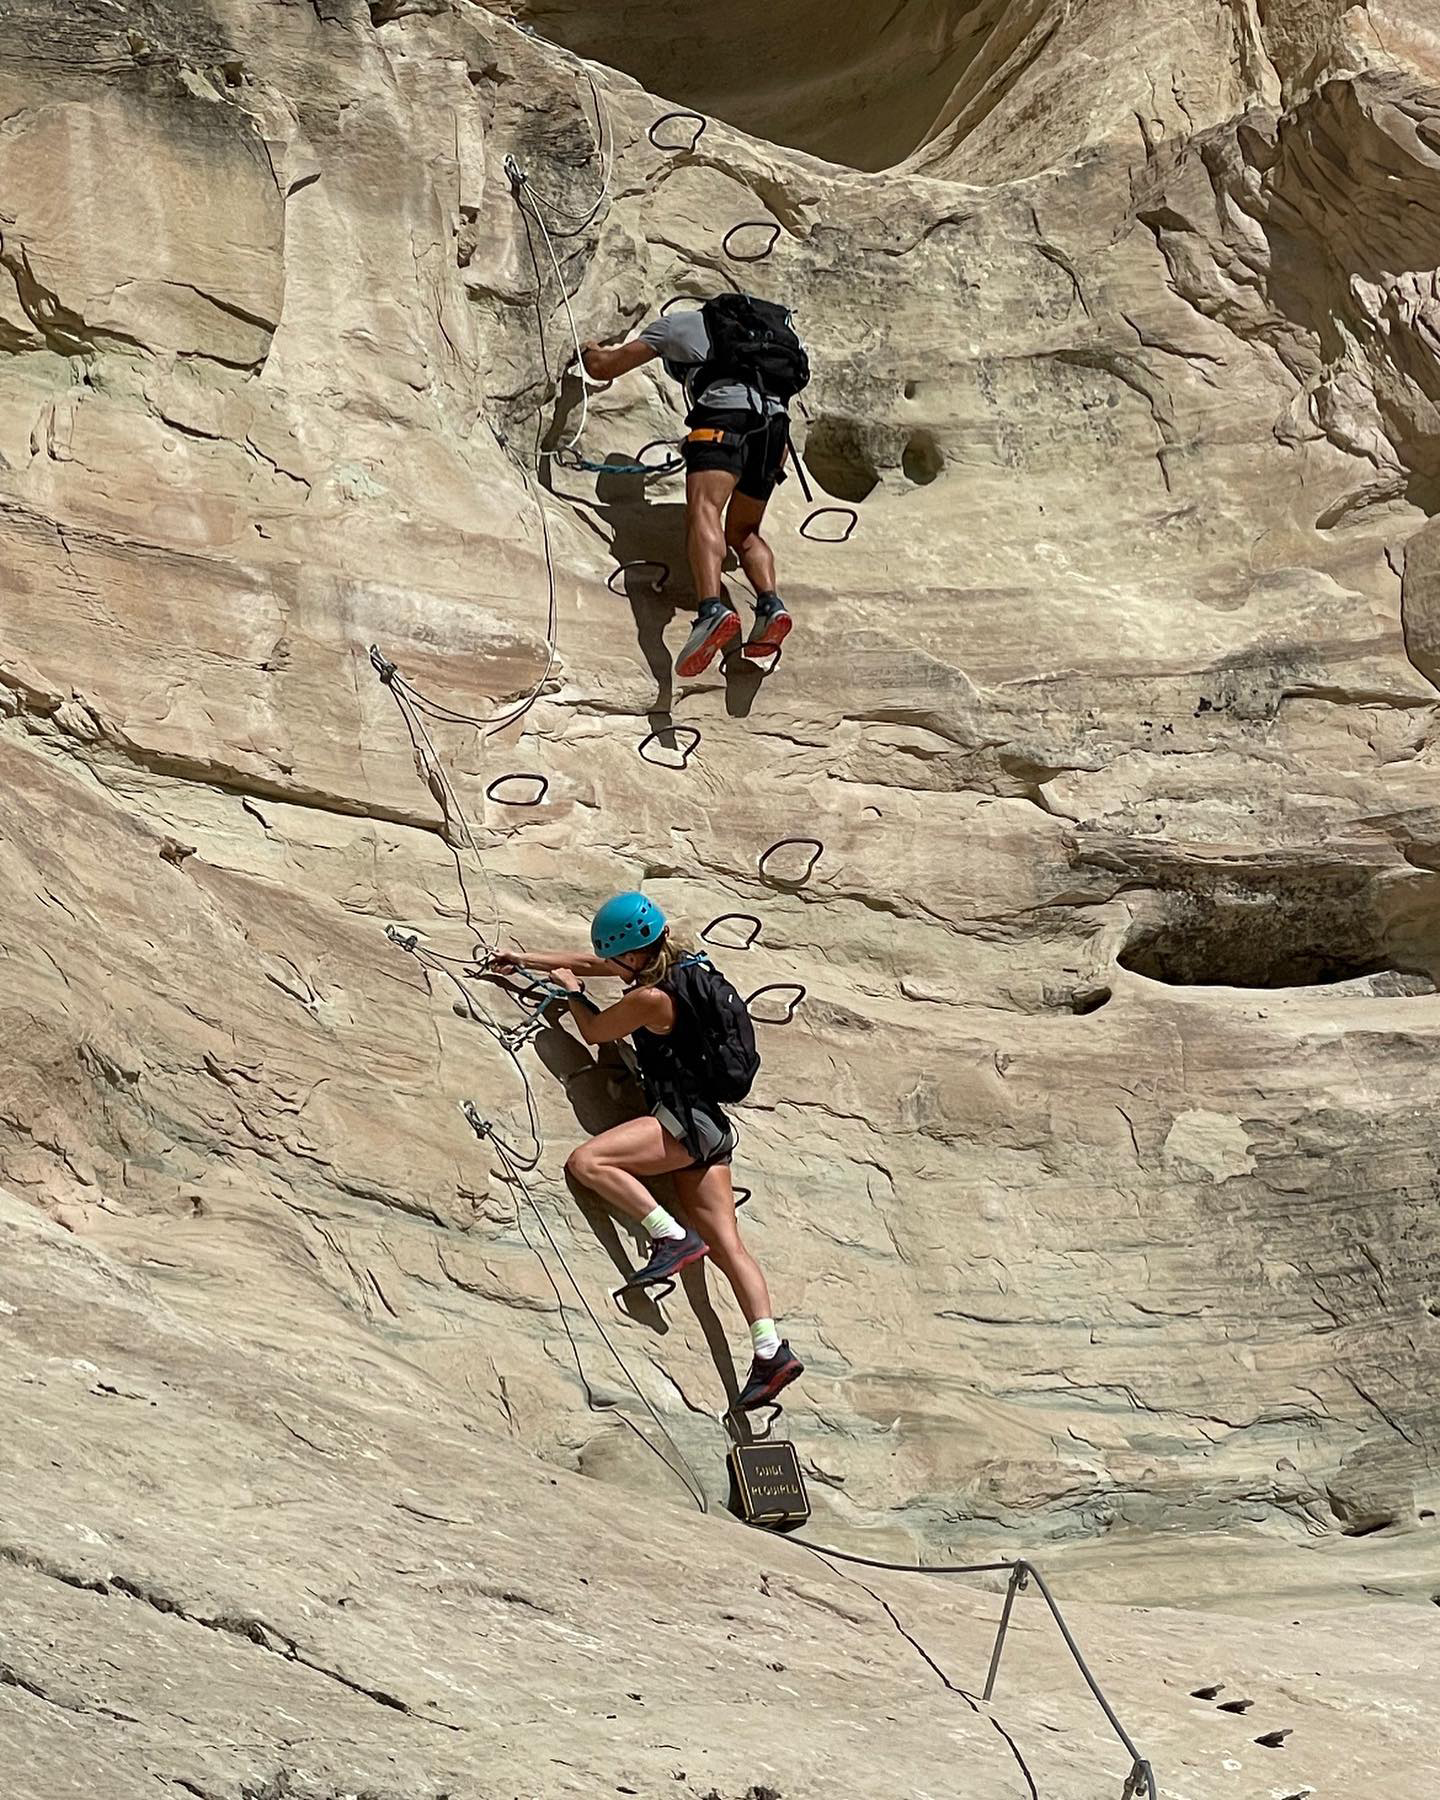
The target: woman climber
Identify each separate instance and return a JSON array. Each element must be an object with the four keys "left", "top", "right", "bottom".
[{"left": 494, "top": 891, "right": 803, "bottom": 1412}]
